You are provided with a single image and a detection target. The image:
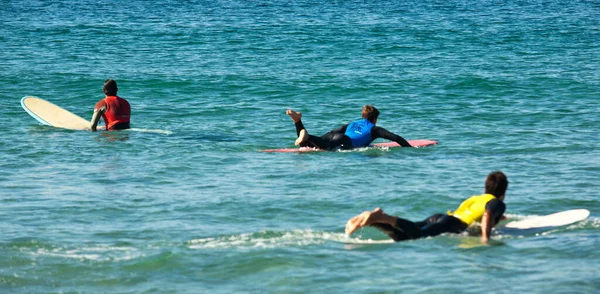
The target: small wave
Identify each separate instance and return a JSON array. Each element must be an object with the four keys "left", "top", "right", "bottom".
[
  {"left": 188, "top": 229, "right": 393, "bottom": 250},
  {"left": 584, "top": 216, "right": 600, "bottom": 229},
  {"left": 31, "top": 245, "right": 143, "bottom": 262},
  {"left": 338, "top": 147, "right": 389, "bottom": 153},
  {"left": 127, "top": 128, "right": 173, "bottom": 135}
]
